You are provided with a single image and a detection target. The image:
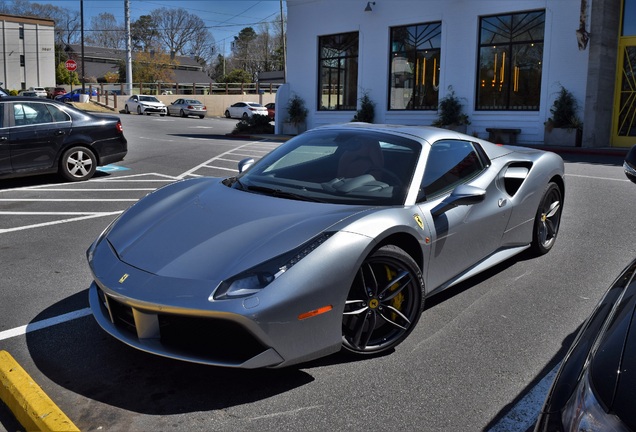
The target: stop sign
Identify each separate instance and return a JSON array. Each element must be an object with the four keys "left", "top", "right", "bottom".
[{"left": 65, "top": 59, "right": 77, "bottom": 71}]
